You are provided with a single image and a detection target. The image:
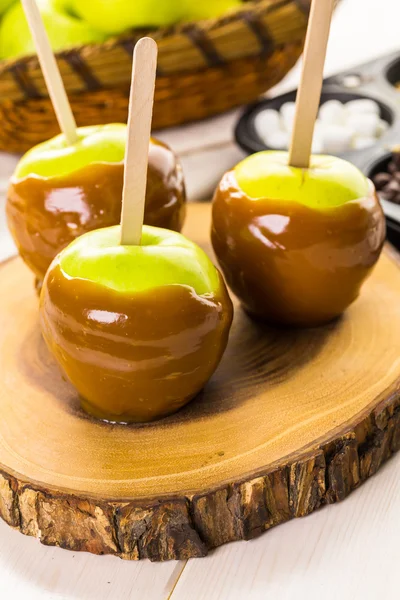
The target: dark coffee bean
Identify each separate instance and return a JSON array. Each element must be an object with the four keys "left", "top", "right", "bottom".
[
  {"left": 388, "top": 161, "right": 398, "bottom": 174},
  {"left": 373, "top": 172, "right": 391, "bottom": 189},
  {"left": 381, "top": 188, "right": 398, "bottom": 202},
  {"left": 386, "top": 179, "right": 400, "bottom": 193}
]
